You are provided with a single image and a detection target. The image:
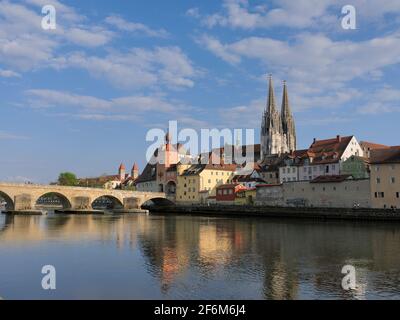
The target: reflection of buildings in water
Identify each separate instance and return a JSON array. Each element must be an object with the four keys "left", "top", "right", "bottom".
[
  {"left": 0, "top": 214, "right": 8, "bottom": 232},
  {"left": 263, "top": 259, "right": 299, "bottom": 300},
  {"left": 136, "top": 215, "right": 193, "bottom": 294},
  {"left": 0, "top": 215, "right": 140, "bottom": 250},
  {"left": 198, "top": 224, "right": 233, "bottom": 266}
]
